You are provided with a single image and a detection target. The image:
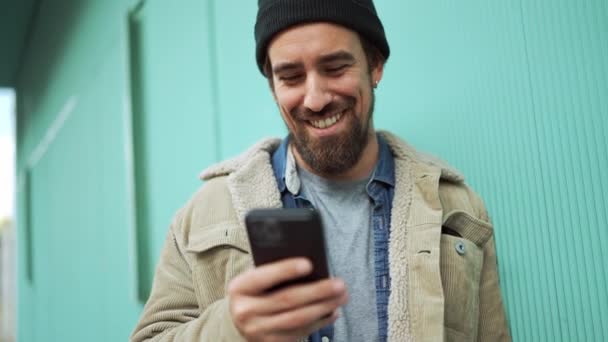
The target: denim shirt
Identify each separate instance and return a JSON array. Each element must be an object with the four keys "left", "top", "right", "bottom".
[{"left": 271, "top": 135, "right": 395, "bottom": 342}]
